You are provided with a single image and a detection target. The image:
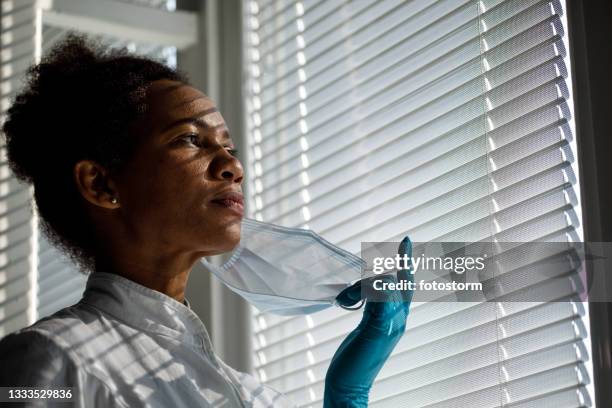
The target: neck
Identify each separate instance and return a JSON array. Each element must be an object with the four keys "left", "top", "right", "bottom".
[{"left": 94, "top": 246, "right": 202, "bottom": 303}]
